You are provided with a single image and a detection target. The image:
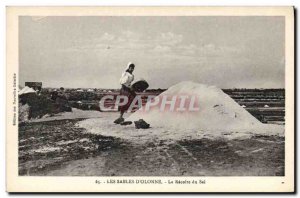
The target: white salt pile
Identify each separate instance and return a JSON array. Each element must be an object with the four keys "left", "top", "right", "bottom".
[
  {"left": 30, "top": 108, "right": 102, "bottom": 123},
  {"left": 77, "top": 81, "right": 284, "bottom": 142},
  {"left": 19, "top": 86, "right": 36, "bottom": 95},
  {"left": 127, "top": 81, "right": 284, "bottom": 135}
]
